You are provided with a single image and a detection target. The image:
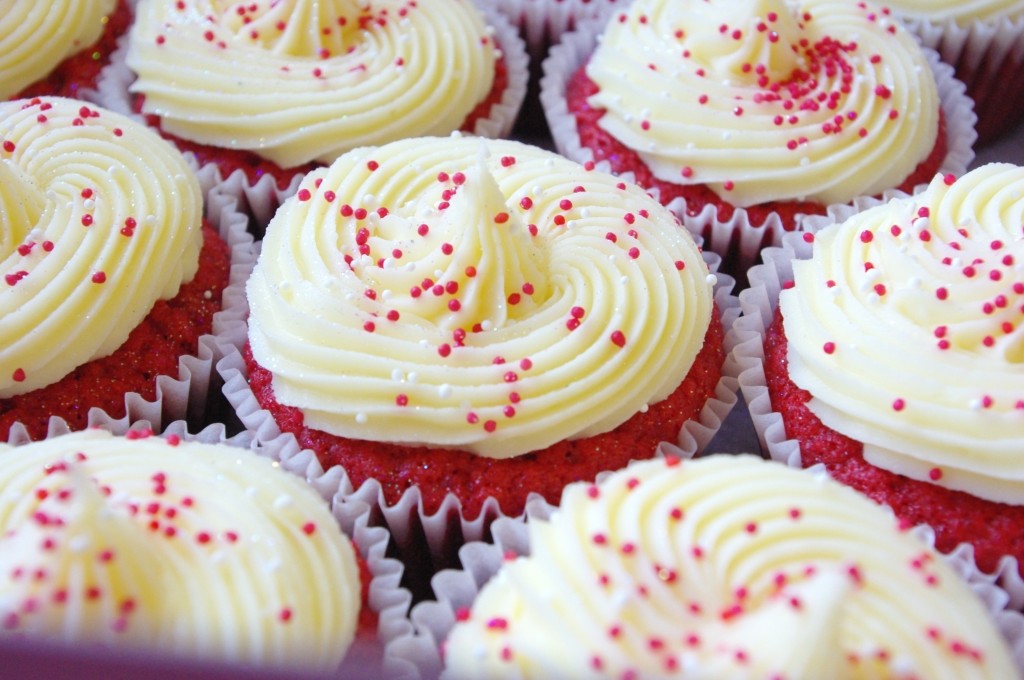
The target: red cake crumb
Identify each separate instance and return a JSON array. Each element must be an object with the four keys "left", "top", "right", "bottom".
[
  {"left": 354, "top": 550, "right": 378, "bottom": 641},
  {"left": 0, "top": 224, "right": 231, "bottom": 441},
  {"left": 565, "top": 62, "right": 949, "bottom": 231},
  {"left": 133, "top": 57, "right": 510, "bottom": 192},
  {"left": 246, "top": 307, "right": 726, "bottom": 521},
  {"left": 763, "top": 308, "right": 1024, "bottom": 578},
  {"left": 13, "top": 0, "right": 132, "bottom": 101}
]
